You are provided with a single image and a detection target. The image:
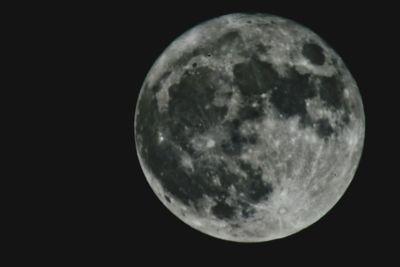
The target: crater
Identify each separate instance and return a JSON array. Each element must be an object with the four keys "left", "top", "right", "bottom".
[{"left": 302, "top": 42, "right": 325, "bottom": 65}]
